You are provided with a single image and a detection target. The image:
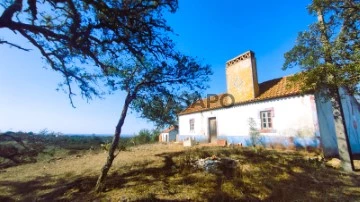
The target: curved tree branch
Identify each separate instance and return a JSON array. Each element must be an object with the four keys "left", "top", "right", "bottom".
[
  {"left": 0, "top": 40, "right": 31, "bottom": 51},
  {"left": 0, "top": 0, "right": 22, "bottom": 24}
]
